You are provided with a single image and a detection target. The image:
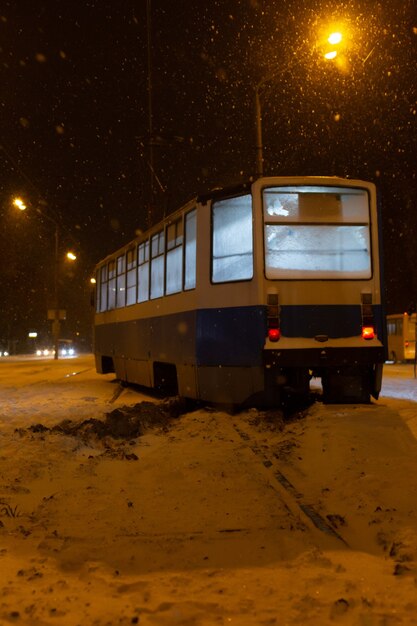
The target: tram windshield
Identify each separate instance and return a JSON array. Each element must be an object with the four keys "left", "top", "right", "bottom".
[{"left": 263, "top": 185, "right": 372, "bottom": 279}]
